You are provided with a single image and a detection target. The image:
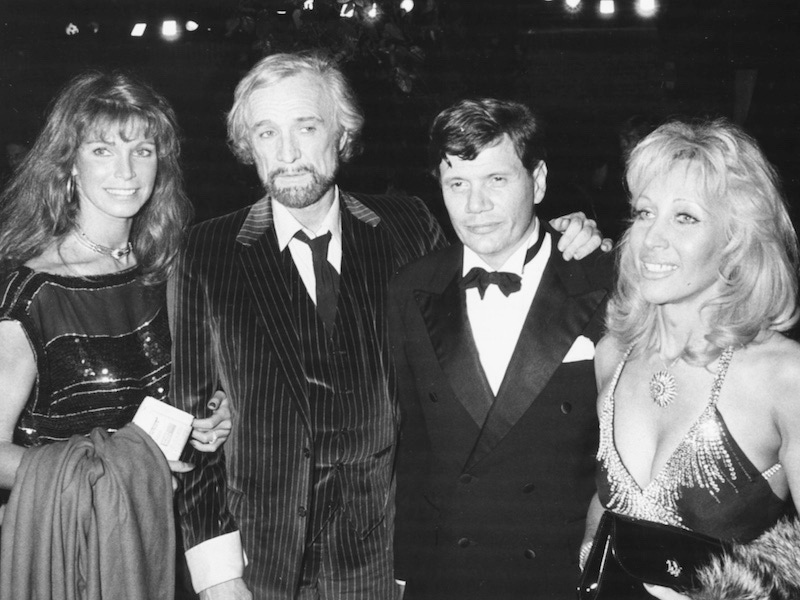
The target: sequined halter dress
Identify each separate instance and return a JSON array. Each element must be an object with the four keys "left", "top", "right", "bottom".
[
  {"left": 0, "top": 266, "right": 171, "bottom": 448},
  {"left": 596, "top": 346, "right": 791, "bottom": 542}
]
